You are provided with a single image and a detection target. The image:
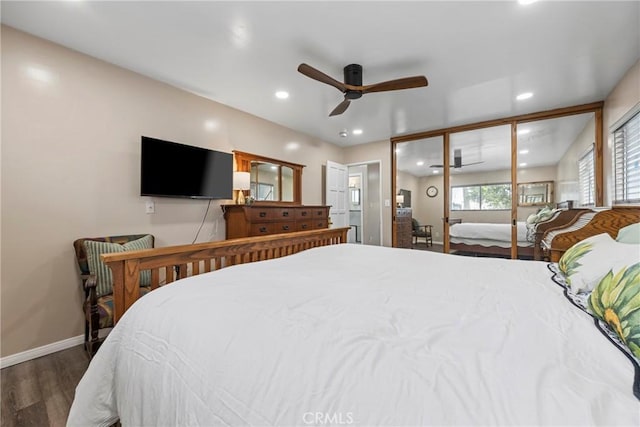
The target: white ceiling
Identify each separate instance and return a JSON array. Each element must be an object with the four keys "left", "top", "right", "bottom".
[{"left": 2, "top": 1, "right": 639, "bottom": 152}]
